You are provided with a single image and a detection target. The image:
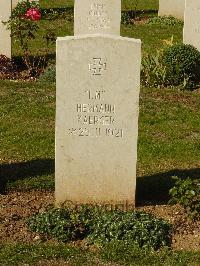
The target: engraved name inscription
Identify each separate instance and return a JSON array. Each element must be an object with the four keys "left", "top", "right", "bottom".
[
  {"left": 77, "top": 103, "right": 115, "bottom": 113},
  {"left": 87, "top": 3, "right": 111, "bottom": 30}
]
